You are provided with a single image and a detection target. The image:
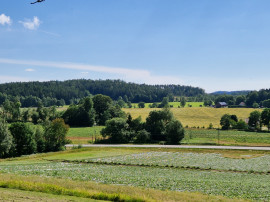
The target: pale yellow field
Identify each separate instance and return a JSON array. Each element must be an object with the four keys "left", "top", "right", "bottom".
[{"left": 123, "top": 108, "right": 261, "bottom": 128}]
